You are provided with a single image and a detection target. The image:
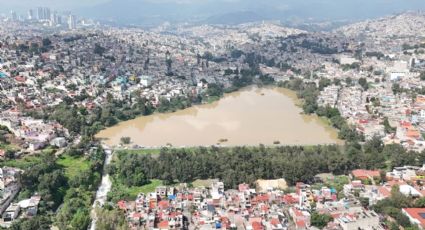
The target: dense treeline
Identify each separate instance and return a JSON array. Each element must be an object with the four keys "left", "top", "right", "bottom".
[
  {"left": 9, "top": 216, "right": 52, "bottom": 230},
  {"left": 25, "top": 92, "right": 155, "bottom": 137},
  {"left": 10, "top": 142, "right": 105, "bottom": 230},
  {"left": 54, "top": 144, "right": 105, "bottom": 230},
  {"left": 298, "top": 39, "right": 338, "bottom": 54},
  {"left": 19, "top": 154, "right": 67, "bottom": 210},
  {"left": 108, "top": 138, "right": 425, "bottom": 191},
  {"left": 94, "top": 207, "right": 129, "bottom": 230},
  {"left": 278, "top": 78, "right": 363, "bottom": 143}
]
